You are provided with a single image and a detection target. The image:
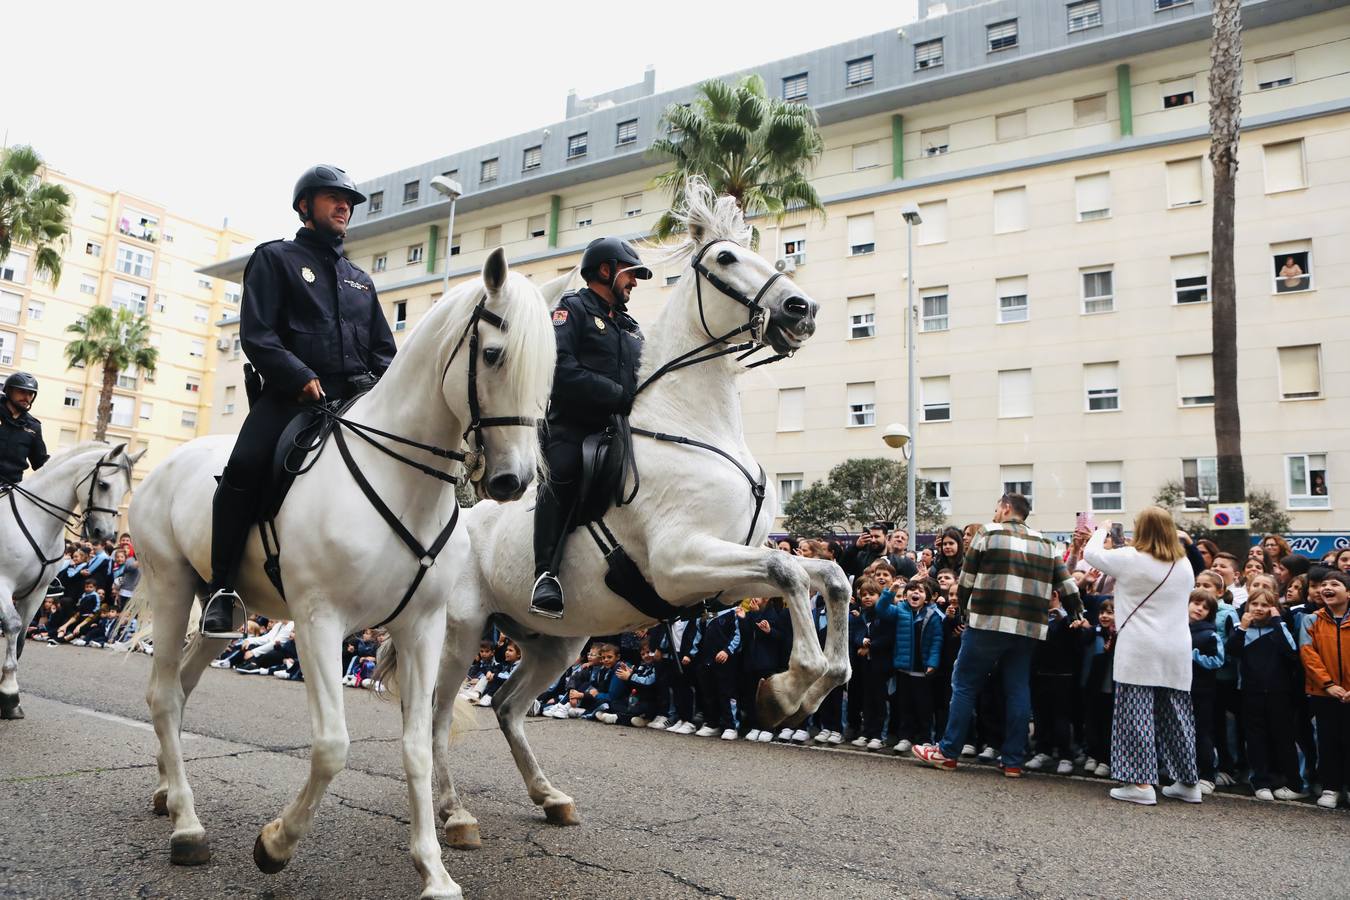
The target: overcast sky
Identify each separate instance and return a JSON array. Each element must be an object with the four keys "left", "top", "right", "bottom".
[{"left": 9, "top": 0, "right": 918, "bottom": 241}]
